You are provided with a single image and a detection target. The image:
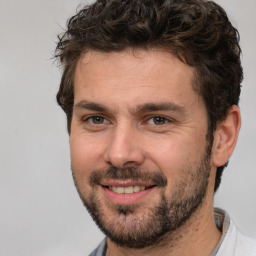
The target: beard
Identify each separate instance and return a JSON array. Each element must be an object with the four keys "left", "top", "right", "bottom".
[{"left": 71, "top": 143, "right": 212, "bottom": 249}]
